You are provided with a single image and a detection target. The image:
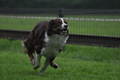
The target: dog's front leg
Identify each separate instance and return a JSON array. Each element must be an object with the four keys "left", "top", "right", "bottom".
[
  {"left": 40, "top": 58, "right": 50, "bottom": 74},
  {"left": 50, "top": 57, "right": 59, "bottom": 69}
]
